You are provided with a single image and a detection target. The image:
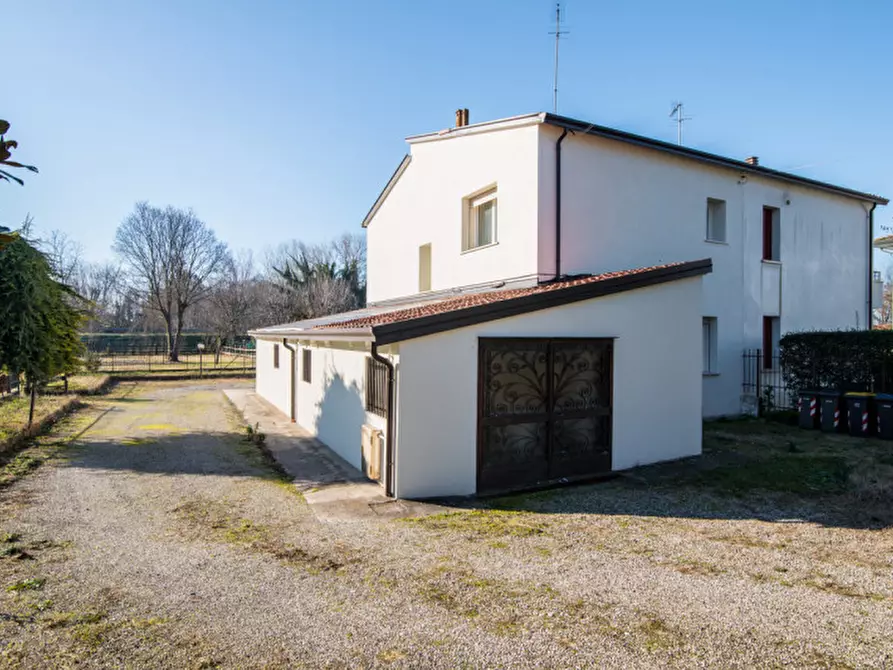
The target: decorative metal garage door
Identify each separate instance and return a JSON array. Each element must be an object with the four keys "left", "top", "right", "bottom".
[{"left": 477, "top": 338, "right": 613, "bottom": 493}]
